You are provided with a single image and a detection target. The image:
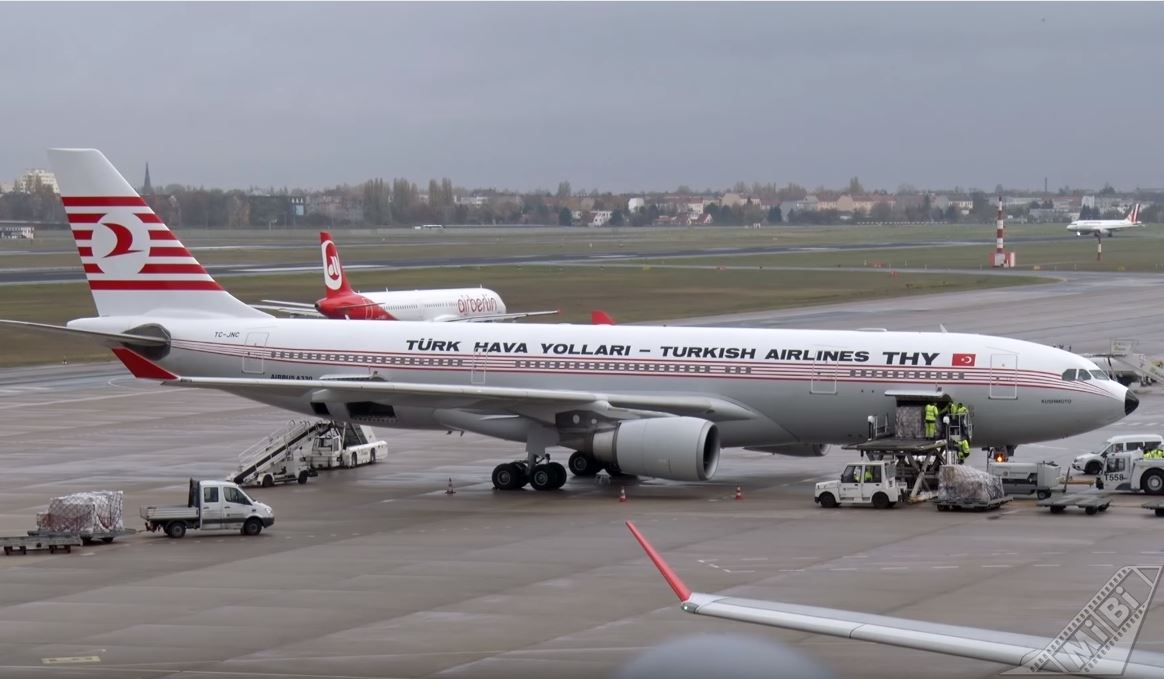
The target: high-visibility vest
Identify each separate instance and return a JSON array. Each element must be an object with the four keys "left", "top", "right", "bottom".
[
  {"left": 925, "top": 404, "right": 938, "bottom": 422},
  {"left": 960, "top": 439, "right": 971, "bottom": 456},
  {"left": 956, "top": 404, "right": 969, "bottom": 416}
]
